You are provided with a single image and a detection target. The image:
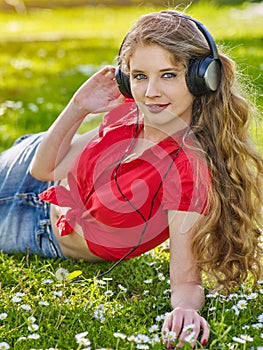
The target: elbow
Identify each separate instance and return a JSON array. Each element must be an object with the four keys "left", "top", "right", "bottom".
[
  {"left": 29, "top": 165, "right": 43, "bottom": 181},
  {"left": 29, "top": 161, "right": 38, "bottom": 179},
  {"left": 29, "top": 161, "right": 52, "bottom": 182}
]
